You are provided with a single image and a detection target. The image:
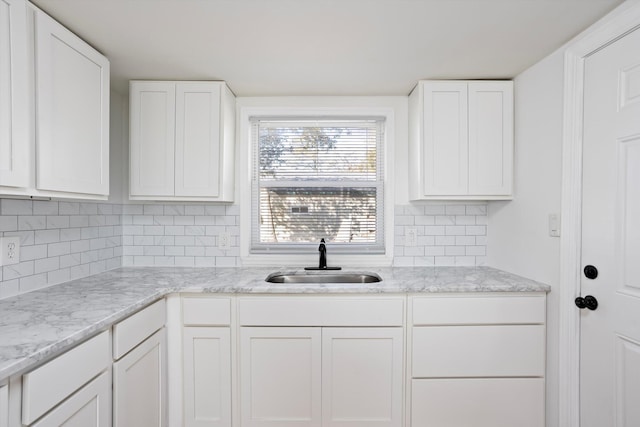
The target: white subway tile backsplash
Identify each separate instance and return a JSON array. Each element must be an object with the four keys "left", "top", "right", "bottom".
[
  {"left": 393, "top": 204, "right": 488, "bottom": 266},
  {"left": 3, "top": 261, "right": 35, "bottom": 280},
  {"left": 143, "top": 205, "right": 163, "bottom": 215},
  {"left": 33, "top": 201, "right": 58, "bottom": 215},
  {"left": 0, "top": 216, "right": 17, "bottom": 231},
  {"left": 47, "top": 216, "right": 70, "bottom": 229},
  {"left": 185, "top": 205, "right": 205, "bottom": 215},
  {"left": 0, "top": 199, "right": 124, "bottom": 298},
  {"left": 19, "top": 216, "right": 46, "bottom": 230},
  {"left": 1, "top": 200, "right": 489, "bottom": 297},
  {"left": 423, "top": 205, "right": 446, "bottom": 215},
  {"left": 80, "top": 203, "right": 98, "bottom": 215},
  {"left": 164, "top": 205, "right": 185, "bottom": 216},
  {"left": 48, "top": 242, "right": 71, "bottom": 257},
  {"left": 59, "top": 202, "right": 80, "bottom": 215},
  {"left": 1, "top": 199, "right": 33, "bottom": 215}
]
